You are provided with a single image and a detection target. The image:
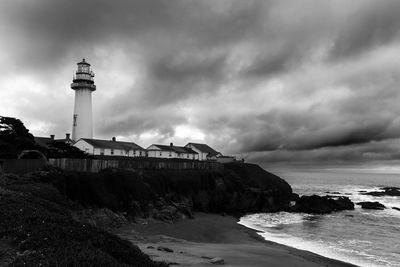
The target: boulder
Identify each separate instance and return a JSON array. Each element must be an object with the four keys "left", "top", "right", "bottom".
[
  {"left": 290, "top": 193, "right": 300, "bottom": 201},
  {"left": 362, "top": 187, "right": 400, "bottom": 197},
  {"left": 210, "top": 257, "right": 225, "bottom": 265},
  {"left": 157, "top": 246, "right": 174, "bottom": 253},
  {"left": 356, "top": 202, "right": 385, "bottom": 210},
  {"left": 289, "top": 195, "right": 354, "bottom": 214}
]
